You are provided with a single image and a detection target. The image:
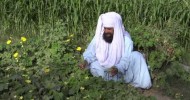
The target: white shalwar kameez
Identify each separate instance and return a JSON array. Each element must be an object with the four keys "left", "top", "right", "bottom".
[{"left": 83, "top": 12, "right": 152, "bottom": 89}]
